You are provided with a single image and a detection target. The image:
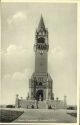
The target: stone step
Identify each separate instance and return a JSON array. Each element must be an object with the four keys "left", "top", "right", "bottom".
[{"left": 38, "top": 101, "right": 47, "bottom": 109}]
